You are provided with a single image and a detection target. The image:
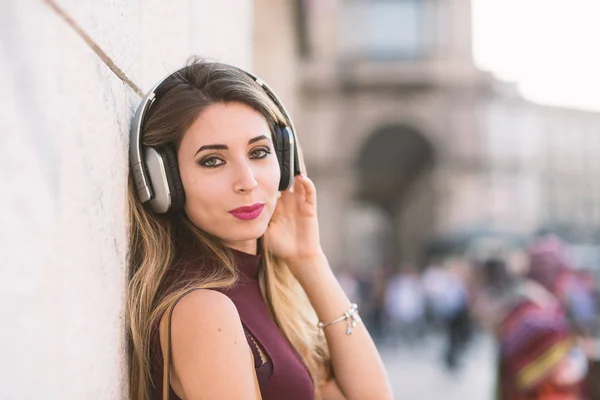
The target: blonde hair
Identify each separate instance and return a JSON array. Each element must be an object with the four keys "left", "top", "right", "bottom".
[{"left": 126, "top": 58, "right": 330, "bottom": 399}]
